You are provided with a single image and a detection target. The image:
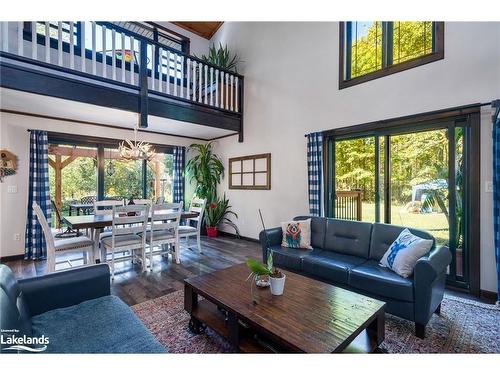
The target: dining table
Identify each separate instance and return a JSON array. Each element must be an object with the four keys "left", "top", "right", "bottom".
[{"left": 62, "top": 210, "right": 199, "bottom": 263}]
